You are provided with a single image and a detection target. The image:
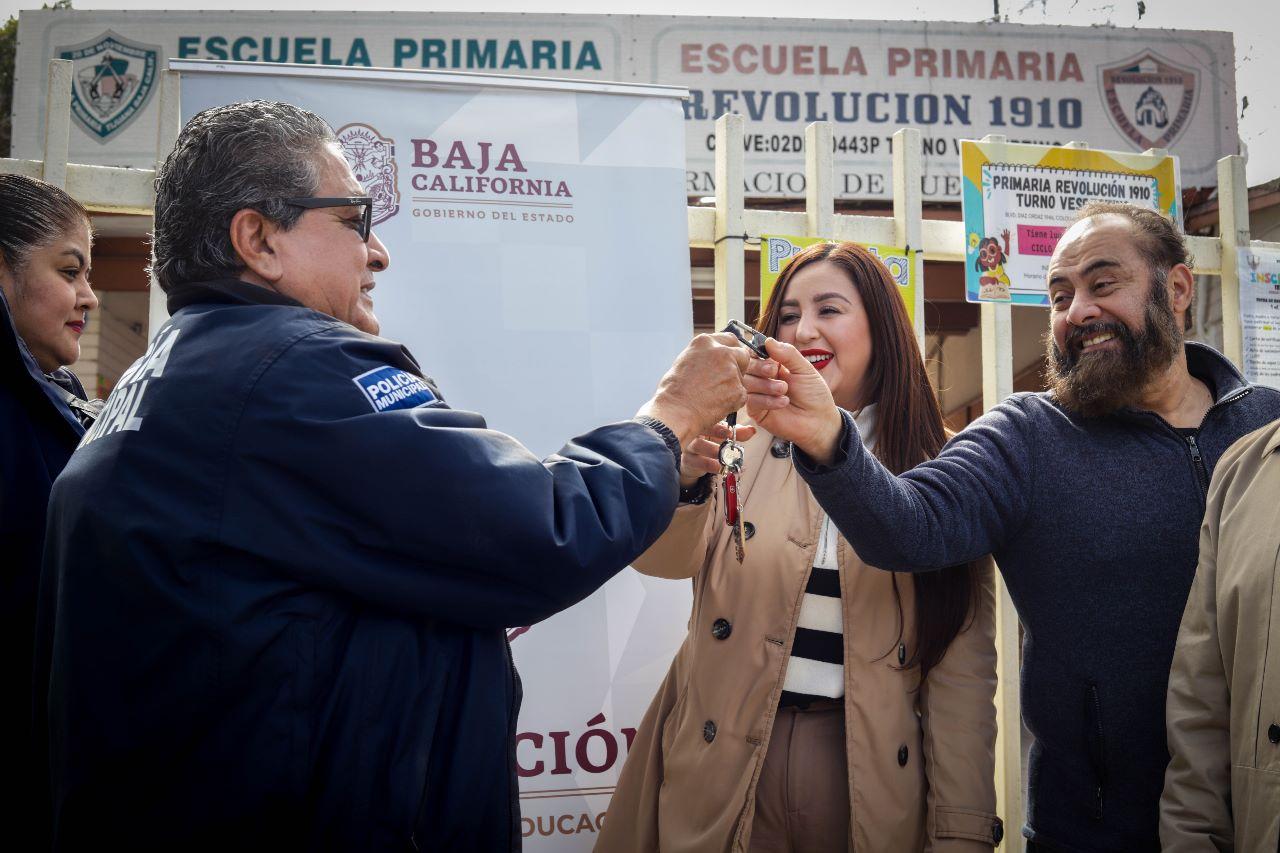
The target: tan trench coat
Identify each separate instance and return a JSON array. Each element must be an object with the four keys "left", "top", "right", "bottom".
[
  {"left": 1161, "top": 419, "right": 1280, "bottom": 851},
  {"left": 596, "top": 426, "right": 1001, "bottom": 853}
]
